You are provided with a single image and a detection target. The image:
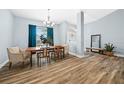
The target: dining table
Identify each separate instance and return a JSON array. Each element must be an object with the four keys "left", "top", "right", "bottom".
[{"left": 26, "top": 46, "right": 65, "bottom": 67}]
